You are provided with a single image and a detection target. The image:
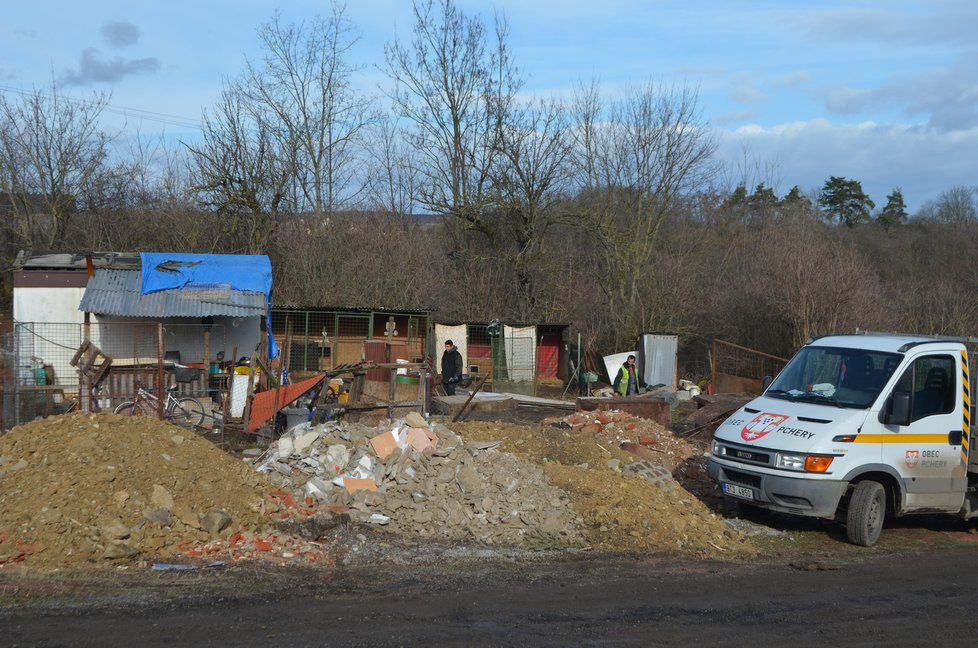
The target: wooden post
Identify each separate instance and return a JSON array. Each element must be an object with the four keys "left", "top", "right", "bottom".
[
  {"left": 387, "top": 367, "right": 397, "bottom": 420},
  {"left": 157, "top": 323, "right": 165, "bottom": 419},
  {"left": 242, "top": 353, "right": 257, "bottom": 429},
  {"left": 222, "top": 345, "right": 236, "bottom": 423}
]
